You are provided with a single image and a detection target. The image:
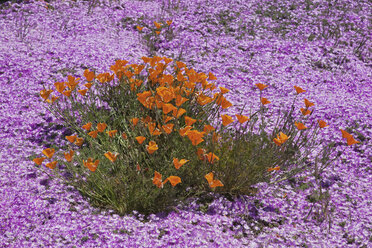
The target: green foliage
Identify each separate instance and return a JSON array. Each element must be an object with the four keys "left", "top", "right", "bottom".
[{"left": 35, "top": 61, "right": 343, "bottom": 217}]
